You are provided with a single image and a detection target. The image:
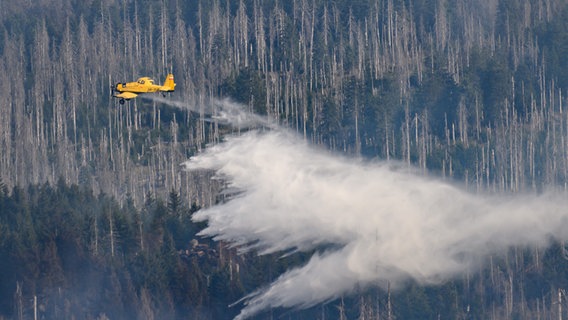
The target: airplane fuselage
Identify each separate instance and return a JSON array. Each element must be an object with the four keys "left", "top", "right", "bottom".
[{"left": 115, "top": 77, "right": 172, "bottom": 93}]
